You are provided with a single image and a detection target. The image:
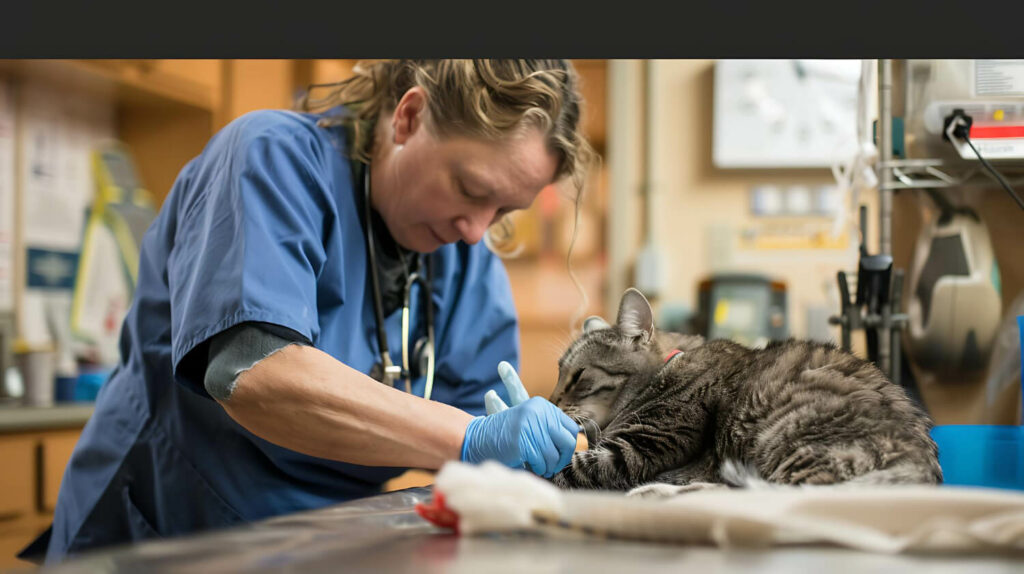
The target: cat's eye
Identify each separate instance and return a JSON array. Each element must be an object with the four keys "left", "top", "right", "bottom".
[{"left": 567, "top": 369, "right": 585, "bottom": 391}]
